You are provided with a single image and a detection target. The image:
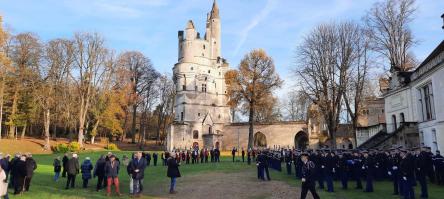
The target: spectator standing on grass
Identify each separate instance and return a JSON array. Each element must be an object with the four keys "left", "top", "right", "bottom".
[
  {"left": 53, "top": 157, "right": 62, "bottom": 182},
  {"left": 81, "top": 157, "right": 93, "bottom": 188},
  {"left": 231, "top": 147, "right": 237, "bottom": 162},
  {"left": 66, "top": 153, "right": 80, "bottom": 190},
  {"left": 0, "top": 158, "right": 9, "bottom": 199},
  {"left": 166, "top": 152, "right": 181, "bottom": 194},
  {"left": 12, "top": 155, "right": 26, "bottom": 195},
  {"left": 24, "top": 153, "right": 36, "bottom": 192},
  {"left": 93, "top": 155, "right": 106, "bottom": 191},
  {"left": 104, "top": 155, "right": 121, "bottom": 197},
  {"left": 130, "top": 152, "right": 147, "bottom": 197},
  {"left": 62, "top": 153, "right": 69, "bottom": 178},
  {"left": 145, "top": 152, "right": 151, "bottom": 167},
  {"left": 153, "top": 153, "right": 158, "bottom": 166}
]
